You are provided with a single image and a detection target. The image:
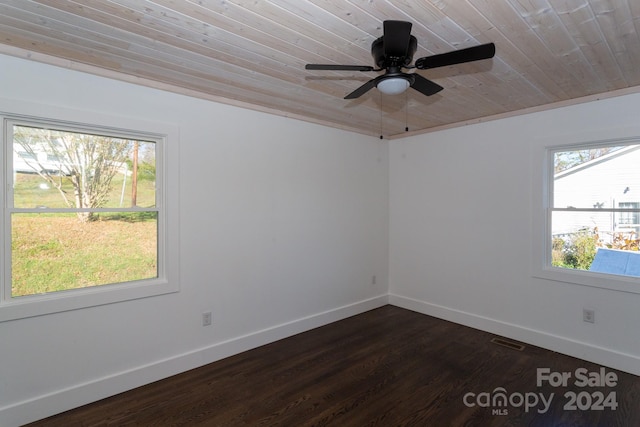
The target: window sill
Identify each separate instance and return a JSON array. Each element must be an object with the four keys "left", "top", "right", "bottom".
[
  {"left": 0, "top": 278, "right": 179, "bottom": 322},
  {"left": 533, "top": 266, "right": 640, "bottom": 295}
]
